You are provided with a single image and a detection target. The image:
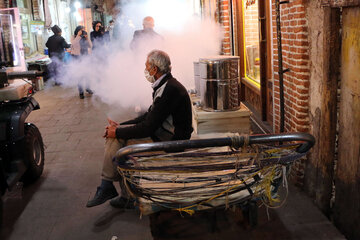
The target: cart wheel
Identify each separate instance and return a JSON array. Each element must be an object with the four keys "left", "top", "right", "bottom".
[
  {"left": 21, "top": 123, "right": 44, "bottom": 183},
  {"left": 248, "top": 200, "right": 258, "bottom": 227},
  {"left": 242, "top": 200, "right": 258, "bottom": 227}
]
